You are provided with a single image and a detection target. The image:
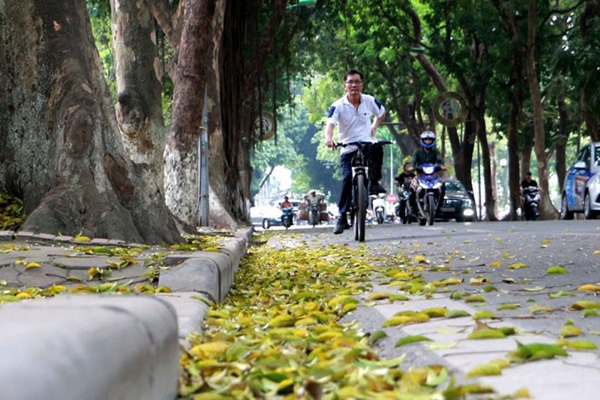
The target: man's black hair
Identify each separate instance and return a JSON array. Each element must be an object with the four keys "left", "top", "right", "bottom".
[
  {"left": 344, "top": 69, "right": 363, "bottom": 81},
  {"left": 525, "top": 171, "right": 532, "bottom": 176},
  {"left": 403, "top": 162, "right": 413, "bottom": 169}
]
